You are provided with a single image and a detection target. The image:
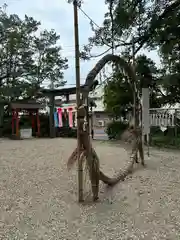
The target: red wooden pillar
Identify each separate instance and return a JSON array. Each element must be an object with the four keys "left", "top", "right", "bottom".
[
  {"left": 15, "top": 109, "right": 19, "bottom": 137},
  {"left": 36, "top": 109, "right": 40, "bottom": 137},
  {"left": 68, "top": 107, "right": 73, "bottom": 127}
]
